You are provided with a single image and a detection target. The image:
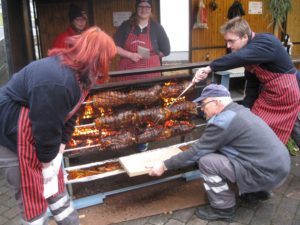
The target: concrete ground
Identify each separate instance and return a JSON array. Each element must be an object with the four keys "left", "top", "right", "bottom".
[{"left": 1, "top": 154, "right": 300, "bottom": 225}]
